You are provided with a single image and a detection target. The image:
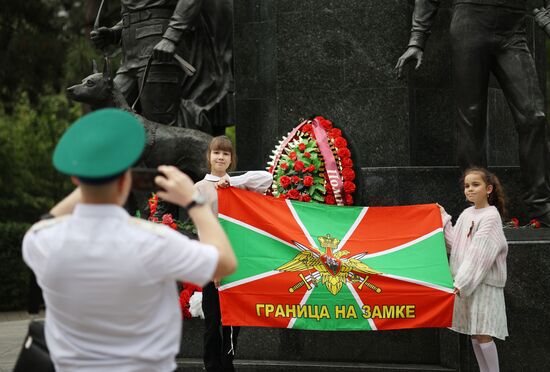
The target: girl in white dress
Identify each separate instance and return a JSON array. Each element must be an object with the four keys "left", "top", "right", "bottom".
[
  {"left": 439, "top": 167, "right": 508, "bottom": 372},
  {"left": 194, "top": 135, "right": 272, "bottom": 372}
]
